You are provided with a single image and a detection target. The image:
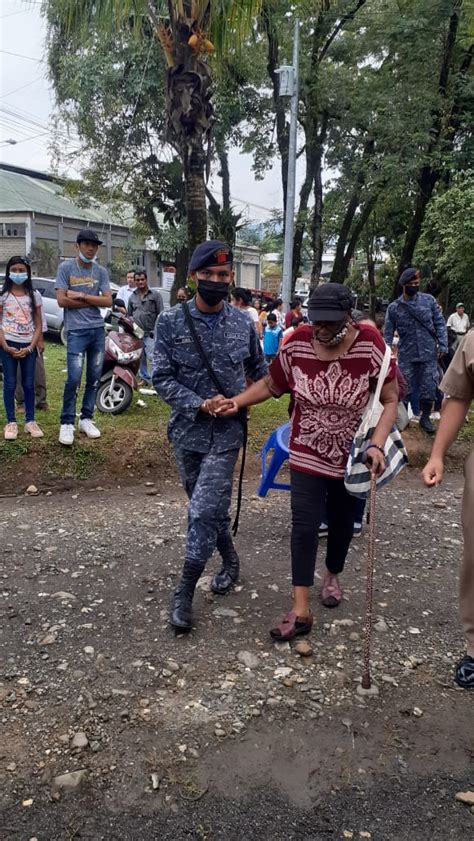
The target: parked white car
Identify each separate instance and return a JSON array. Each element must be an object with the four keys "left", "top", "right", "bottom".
[{"left": 31, "top": 277, "right": 119, "bottom": 344}]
